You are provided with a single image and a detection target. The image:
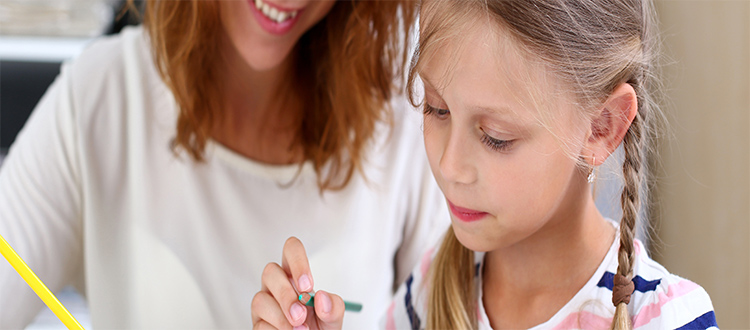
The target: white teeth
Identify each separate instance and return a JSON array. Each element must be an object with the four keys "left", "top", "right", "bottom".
[
  {"left": 269, "top": 7, "right": 279, "bottom": 21},
  {"left": 254, "top": 0, "right": 298, "bottom": 24},
  {"left": 277, "top": 12, "right": 289, "bottom": 23}
]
